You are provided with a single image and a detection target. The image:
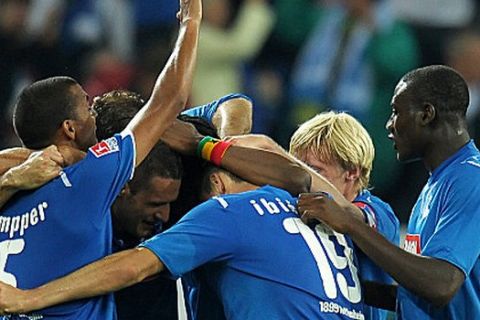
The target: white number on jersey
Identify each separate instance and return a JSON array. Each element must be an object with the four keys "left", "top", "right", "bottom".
[
  {"left": 283, "top": 218, "right": 361, "bottom": 303},
  {"left": 0, "top": 239, "right": 25, "bottom": 287}
]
